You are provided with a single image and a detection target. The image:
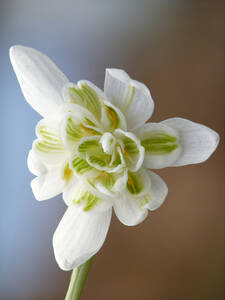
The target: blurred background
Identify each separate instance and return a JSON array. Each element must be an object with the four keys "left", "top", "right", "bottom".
[{"left": 0, "top": 0, "right": 224, "bottom": 299}]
